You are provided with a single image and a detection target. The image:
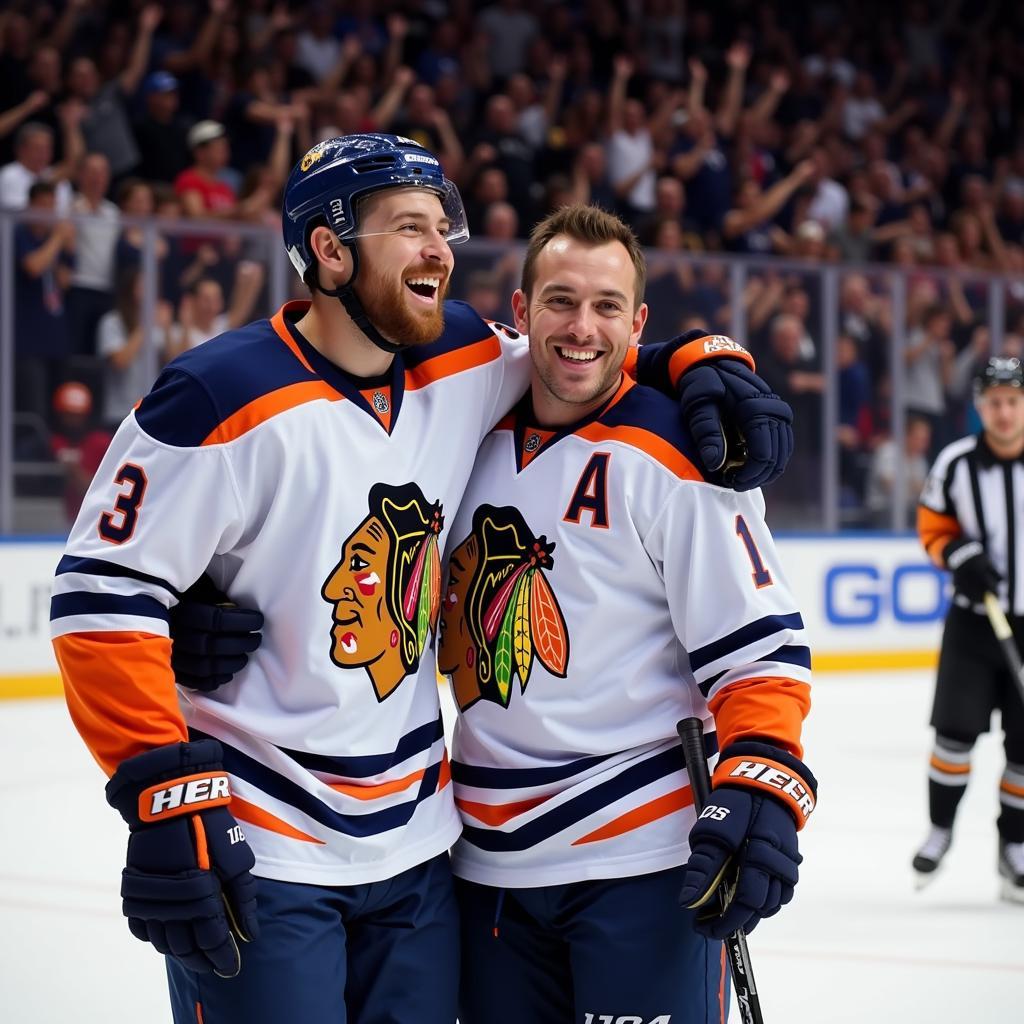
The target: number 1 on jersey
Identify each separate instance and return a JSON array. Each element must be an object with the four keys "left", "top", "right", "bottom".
[{"left": 735, "top": 514, "right": 772, "bottom": 588}]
